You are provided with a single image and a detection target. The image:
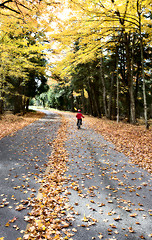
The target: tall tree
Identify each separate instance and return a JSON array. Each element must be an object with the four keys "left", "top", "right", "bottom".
[
  {"left": 0, "top": 14, "right": 48, "bottom": 113},
  {"left": 49, "top": 0, "right": 152, "bottom": 126}
]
